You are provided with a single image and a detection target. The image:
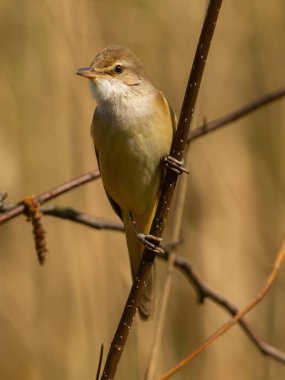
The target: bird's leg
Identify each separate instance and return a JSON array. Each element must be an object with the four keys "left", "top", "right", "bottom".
[
  {"left": 163, "top": 155, "right": 189, "bottom": 175},
  {"left": 128, "top": 212, "right": 164, "bottom": 254}
]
